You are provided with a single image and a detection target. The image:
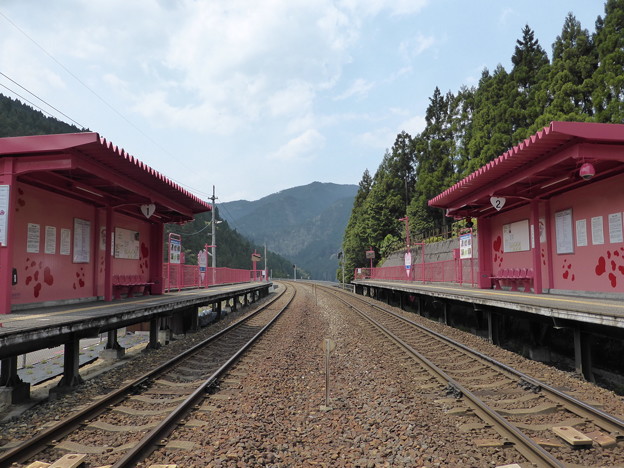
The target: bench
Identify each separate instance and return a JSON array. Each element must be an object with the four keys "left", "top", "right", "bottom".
[
  {"left": 491, "top": 268, "right": 533, "bottom": 293},
  {"left": 112, "top": 274, "right": 154, "bottom": 299}
]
